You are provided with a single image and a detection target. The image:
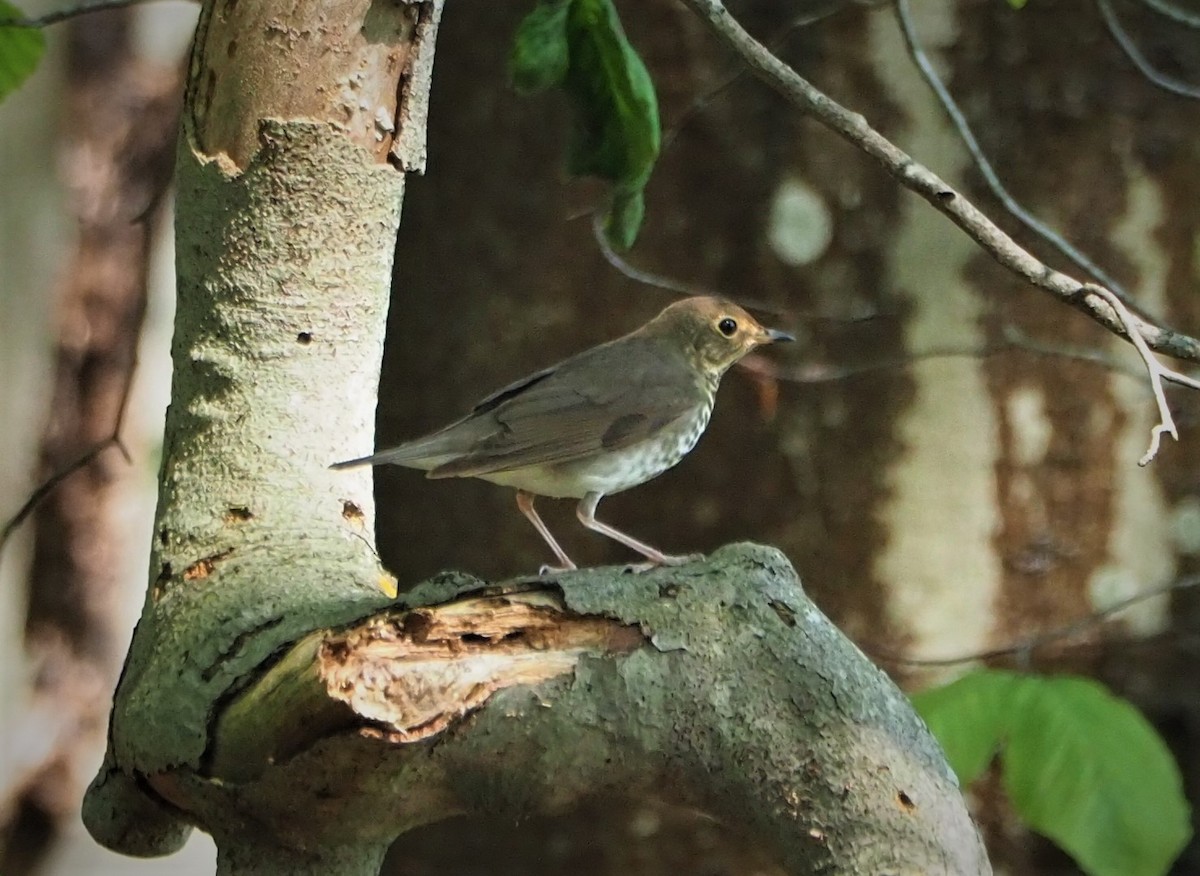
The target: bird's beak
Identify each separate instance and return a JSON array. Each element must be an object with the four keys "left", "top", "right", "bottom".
[{"left": 764, "top": 327, "right": 795, "bottom": 344}]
